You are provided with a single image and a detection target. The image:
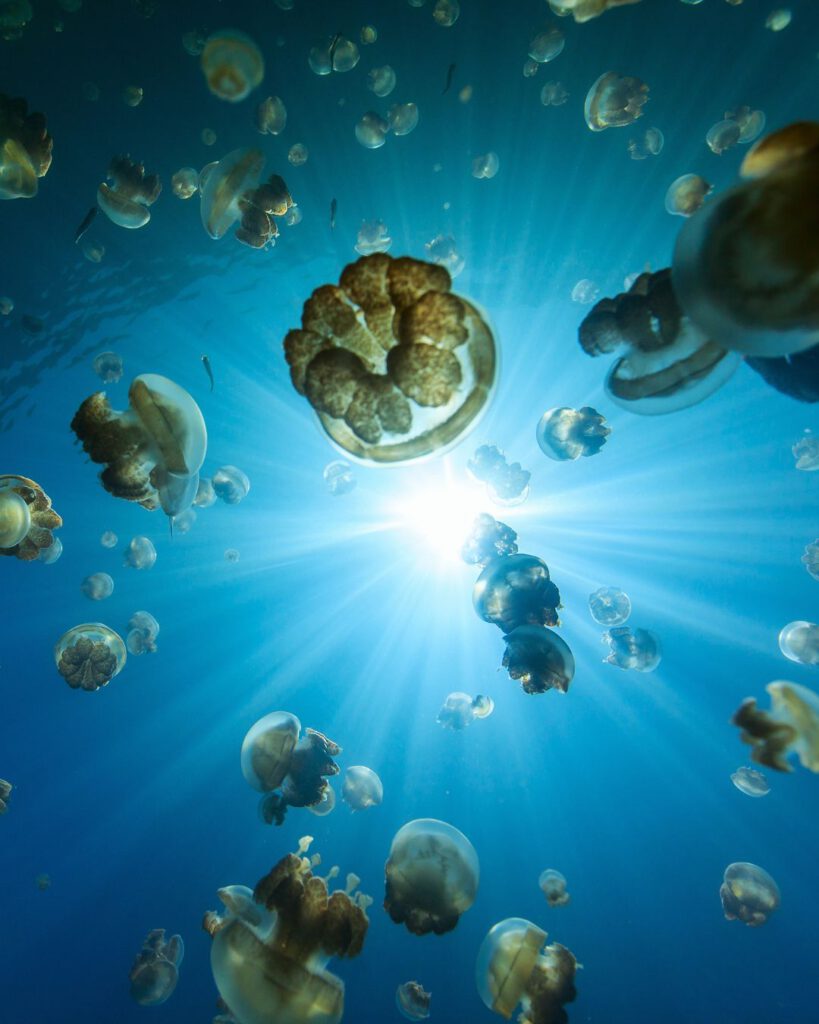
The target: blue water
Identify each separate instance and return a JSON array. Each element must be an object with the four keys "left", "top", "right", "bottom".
[{"left": 2, "top": 1, "right": 819, "bottom": 1022}]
